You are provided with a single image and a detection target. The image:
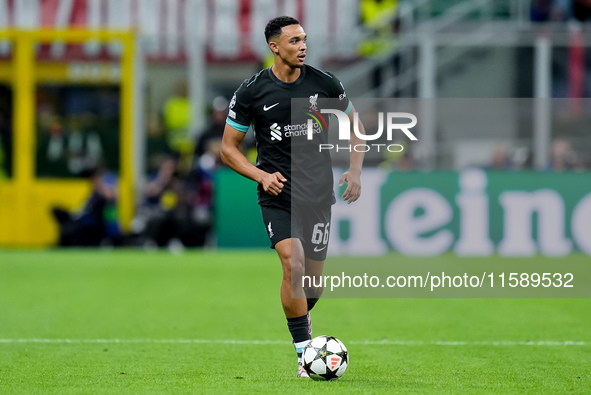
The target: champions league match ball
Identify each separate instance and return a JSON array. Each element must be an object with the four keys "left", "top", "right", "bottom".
[{"left": 302, "top": 335, "right": 349, "bottom": 381}]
